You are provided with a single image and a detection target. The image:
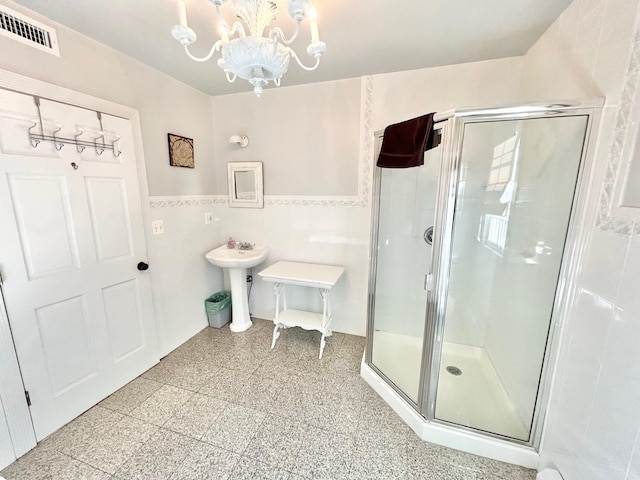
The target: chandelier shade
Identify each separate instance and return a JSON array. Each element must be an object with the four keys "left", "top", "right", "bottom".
[{"left": 171, "top": 0, "right": 326, "bottom": 96}]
